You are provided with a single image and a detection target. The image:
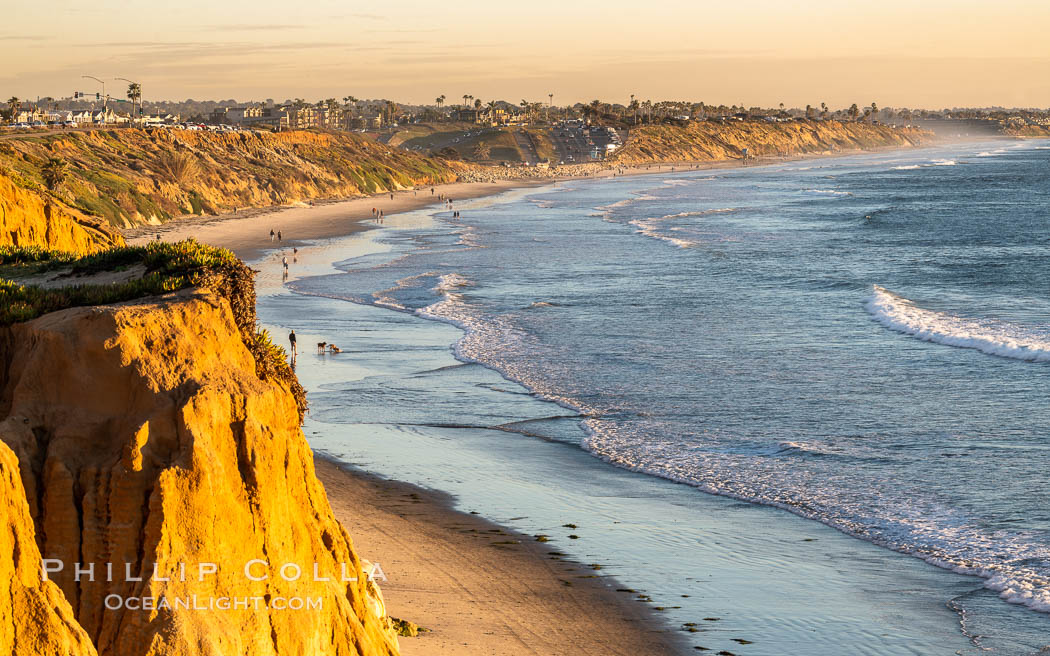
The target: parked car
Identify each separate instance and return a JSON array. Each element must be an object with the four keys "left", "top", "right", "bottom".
[{"left": 65, "top": 121, "right": 78, "bottom": 127}]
